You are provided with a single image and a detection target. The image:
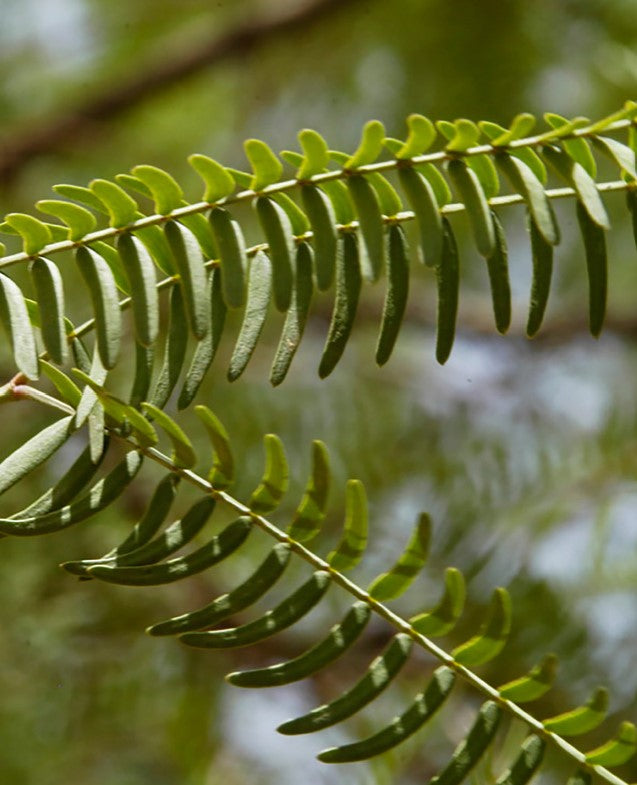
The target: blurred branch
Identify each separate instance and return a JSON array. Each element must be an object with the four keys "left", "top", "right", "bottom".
[{"left": 0, "top": 0, "right": 358, "bottom": 184}]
